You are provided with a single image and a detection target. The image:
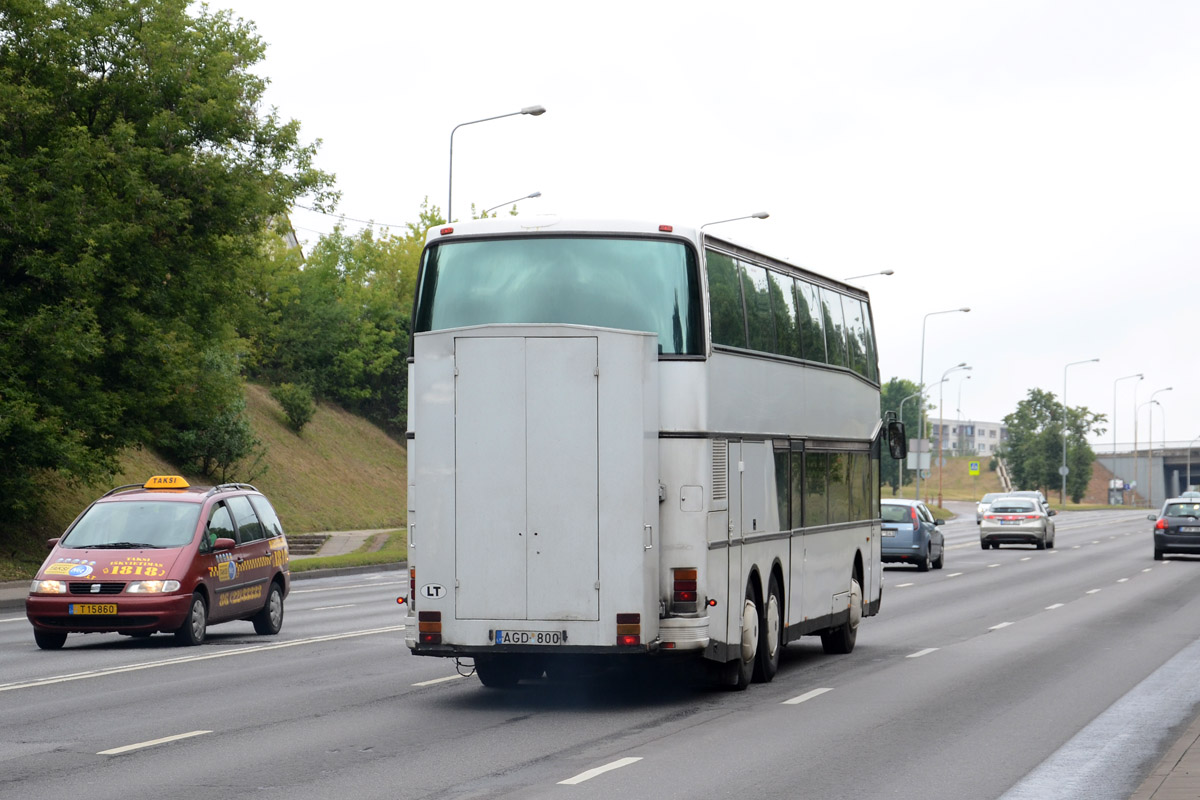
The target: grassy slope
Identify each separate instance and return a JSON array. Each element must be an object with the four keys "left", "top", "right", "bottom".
[{"left": 0, "top": 384, "right": 407, "bottom": 581}]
